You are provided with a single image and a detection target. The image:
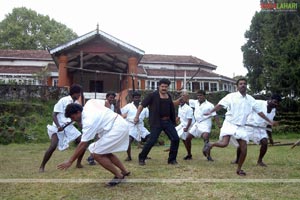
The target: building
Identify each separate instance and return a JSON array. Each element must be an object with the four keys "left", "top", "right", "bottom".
[{"left": 0, "top": 27, "right": 236, "bottom": 104}]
